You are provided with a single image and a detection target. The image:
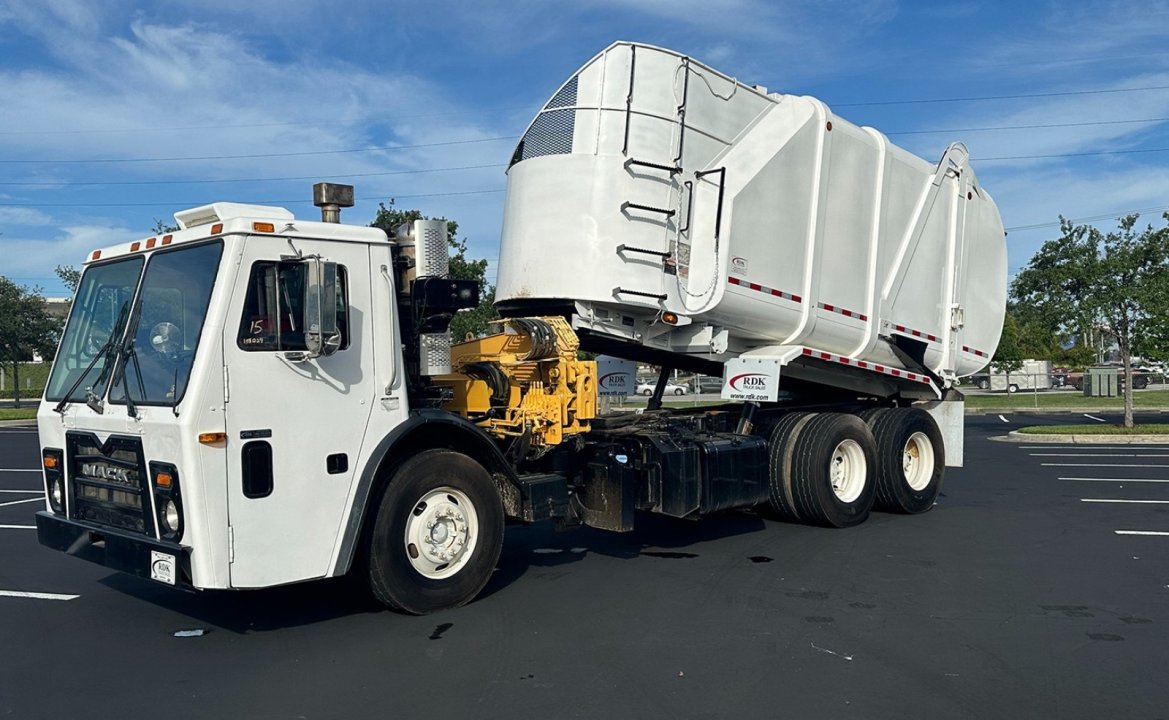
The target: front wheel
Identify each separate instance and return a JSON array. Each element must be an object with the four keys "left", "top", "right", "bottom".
[
  {"left": 673, "top": 388, "right": 684, "bottom": 395},
  {"left": 977, "top": 379, "right": 989, "bottom": 390},
  {"left": 367, "top": 450, "right": 504, "bottom": 614}
]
